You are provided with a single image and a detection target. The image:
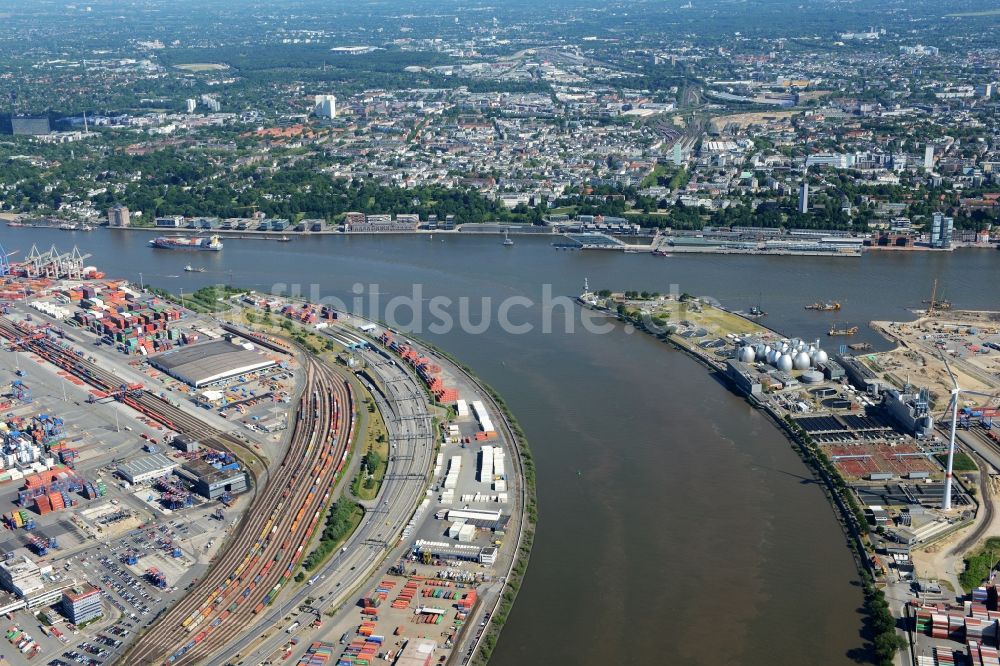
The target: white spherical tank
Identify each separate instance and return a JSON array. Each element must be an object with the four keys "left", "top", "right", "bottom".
[
  {"left": 790, "top": 338, "right": 800, "bottom": 349},
  {"left": 777, "top": 353, "right": 794, "bottom": 372},
  {"left": 814, "top": 349, "right": 829, "bottom": 365},
  {"left": 793, "top": 351, "right": 811, "bottom": 370},
  {"left": 739, "top": 347, "right": 756, "bottom": 363},
  {"left": 756, "top": 345, "right": 769, "bottom": 361},
  {"left": 780, "top": 342, "right": 789, "bottom": 353}
]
